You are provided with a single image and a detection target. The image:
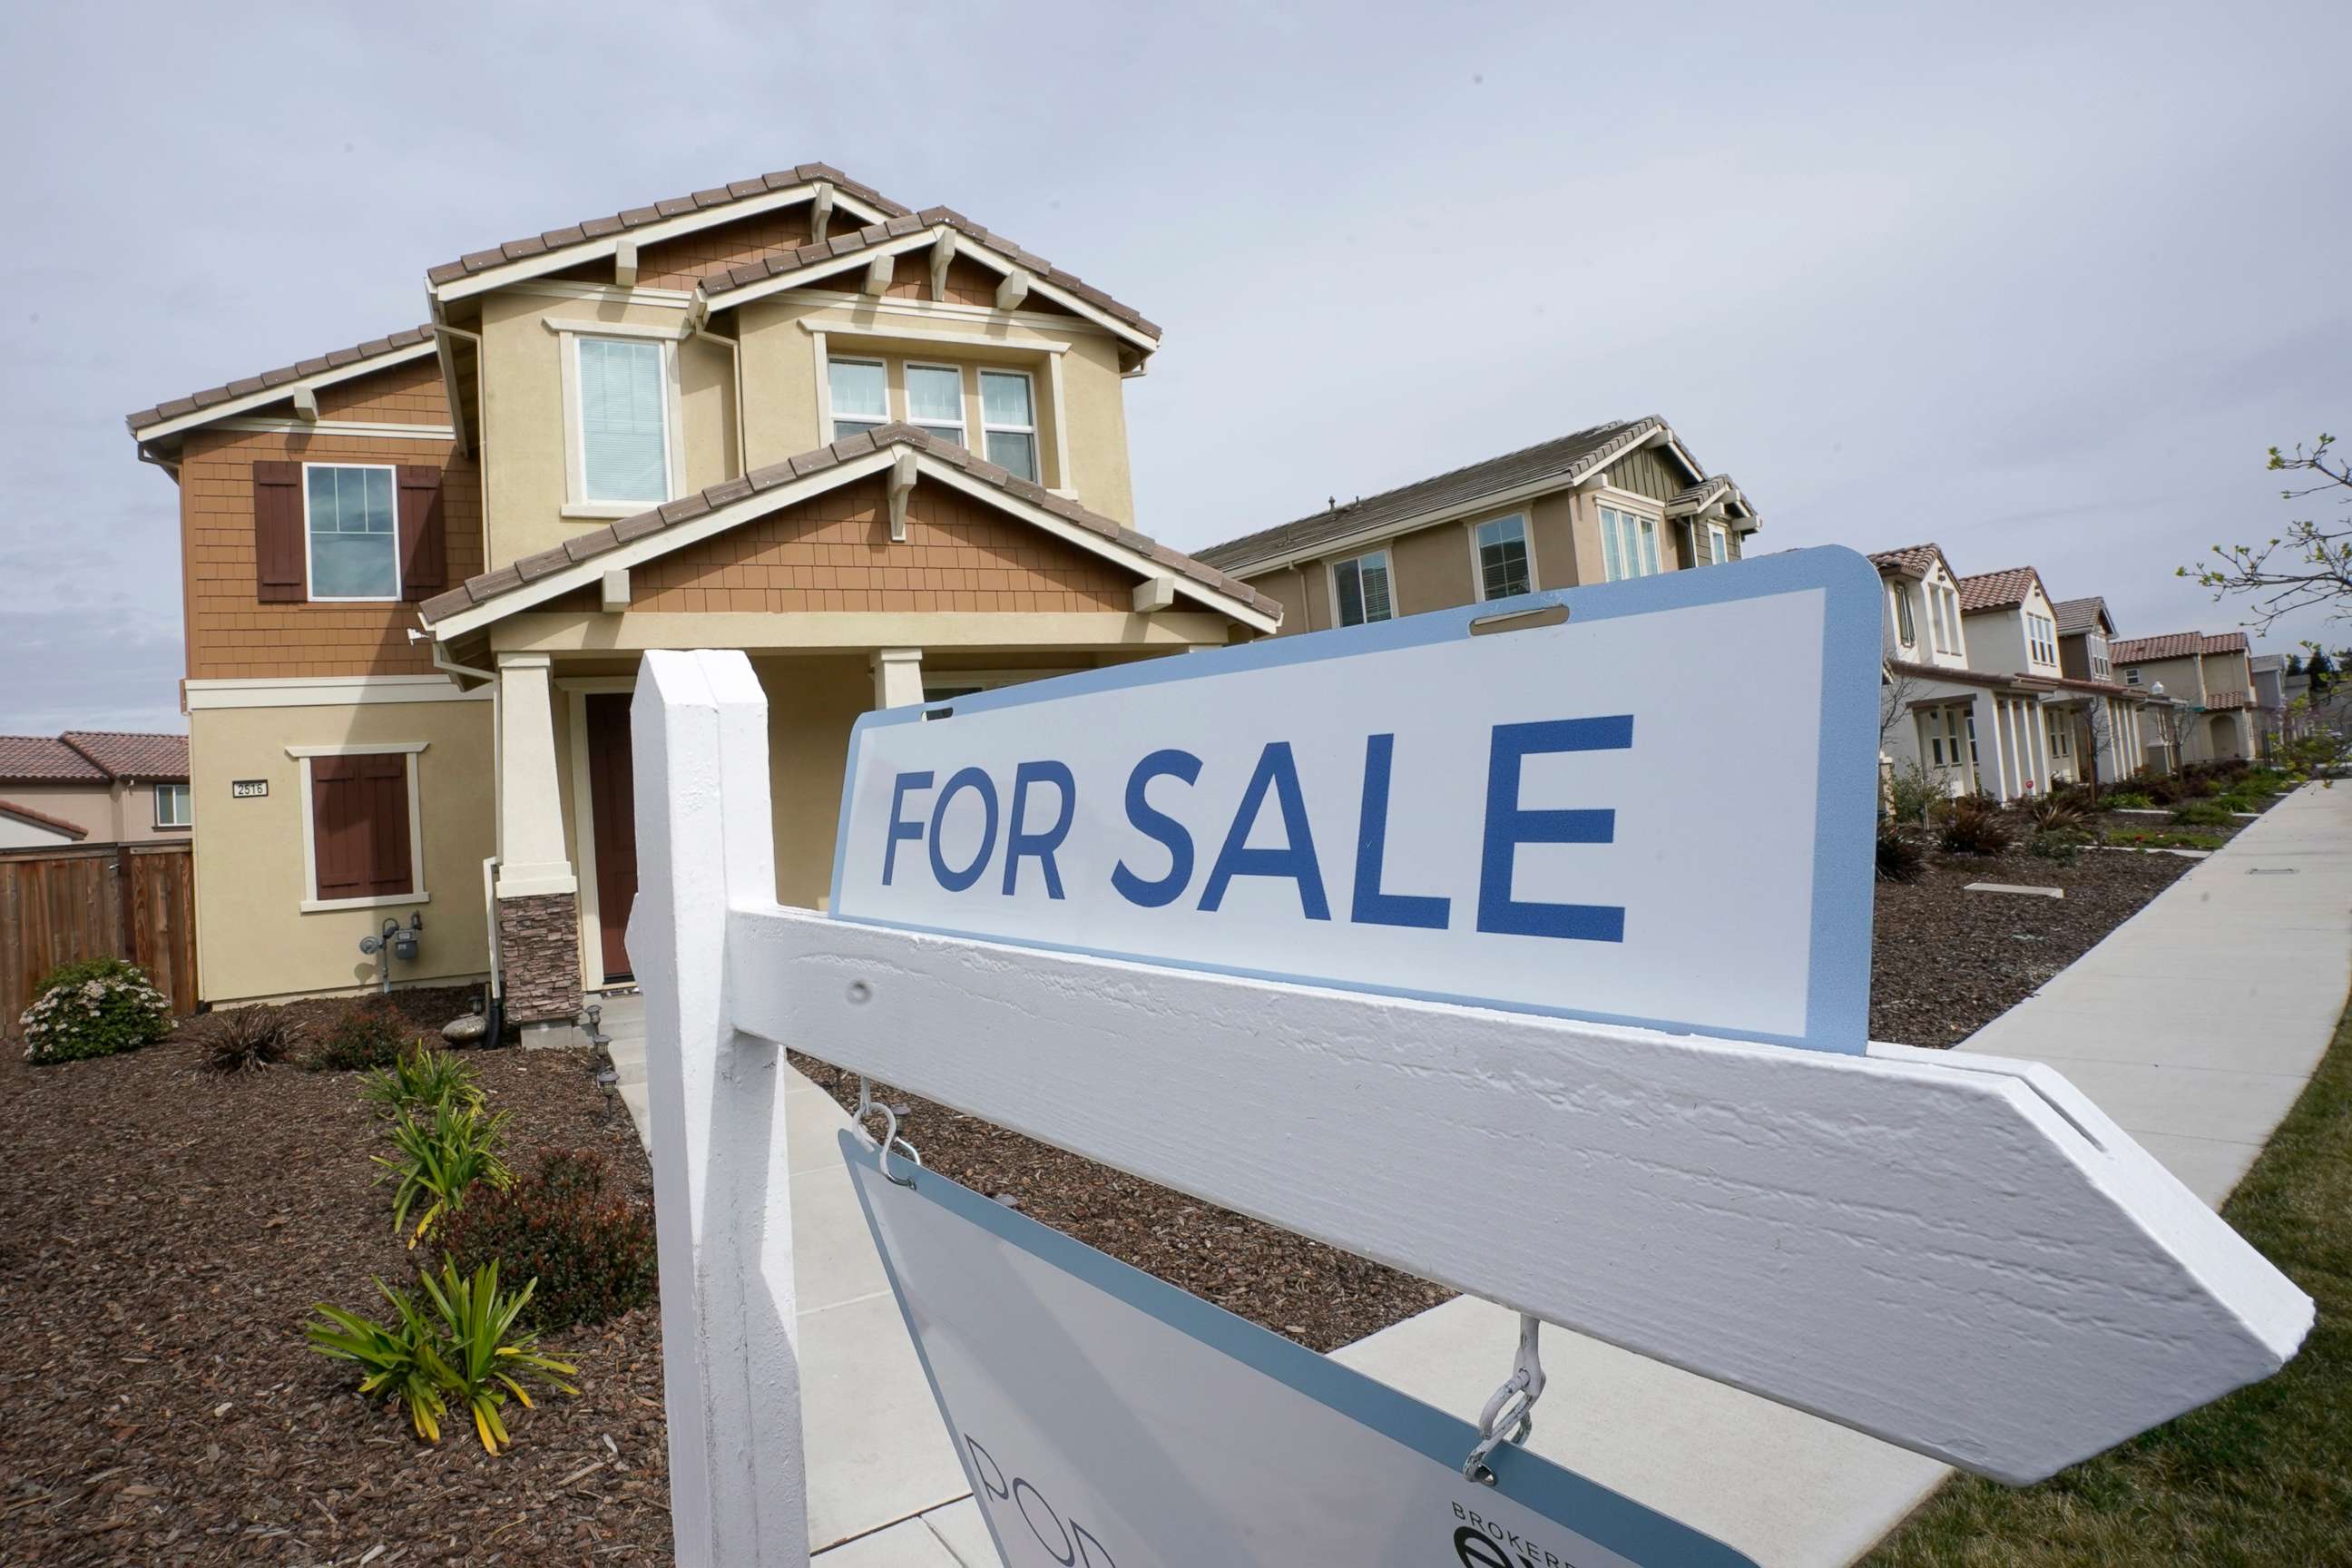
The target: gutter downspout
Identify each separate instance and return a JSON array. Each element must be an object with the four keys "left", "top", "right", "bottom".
[
  {"left": 687, "top": 294, "right": 749, "bottom": 475},
  {"left": 431, "top": 635, "right": 505, "bottom": 1030}
]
